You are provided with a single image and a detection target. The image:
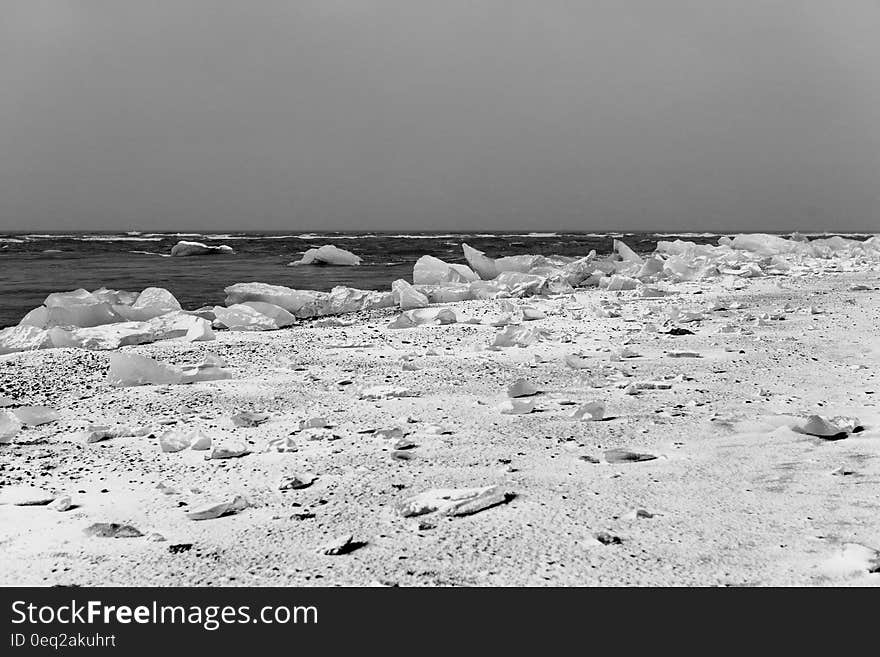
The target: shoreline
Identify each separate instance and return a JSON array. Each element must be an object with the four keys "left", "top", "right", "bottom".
[{"left": 1, "top": 264, "right": 879, "bottom": 585}]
